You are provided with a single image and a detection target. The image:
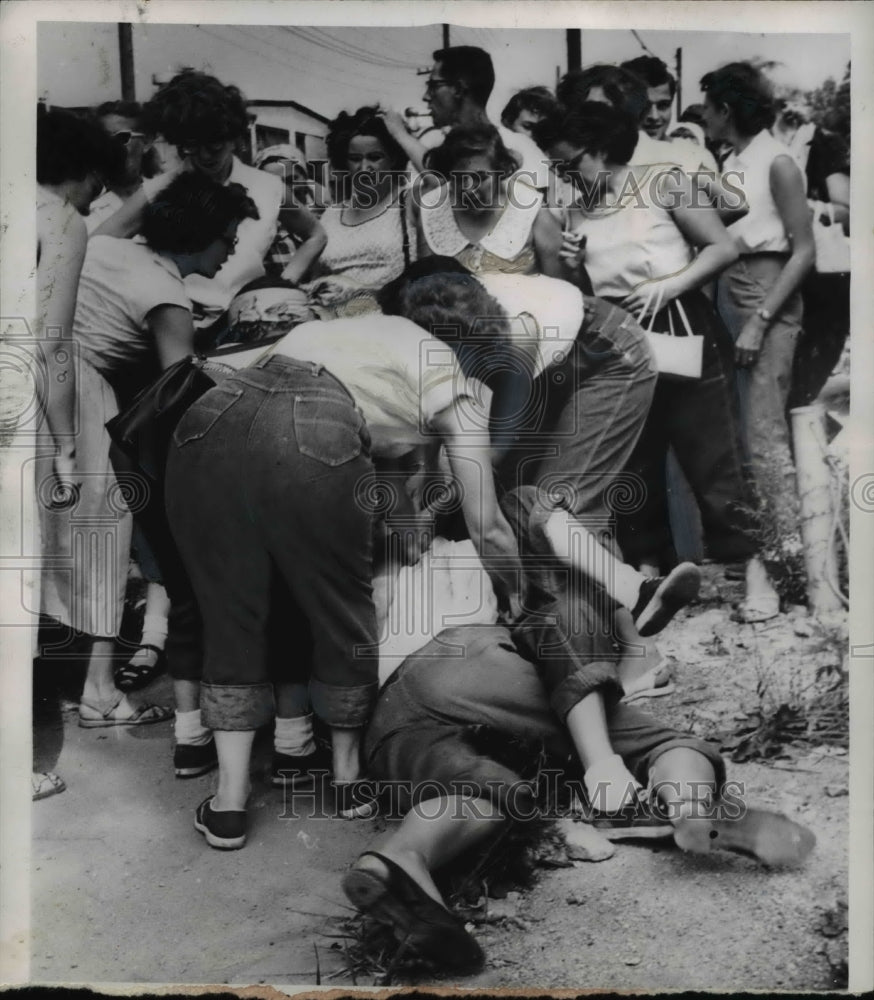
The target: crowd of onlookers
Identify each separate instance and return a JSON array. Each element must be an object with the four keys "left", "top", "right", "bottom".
[{"left": 30, "top": 42, "right": 844, "bottom": 970}]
